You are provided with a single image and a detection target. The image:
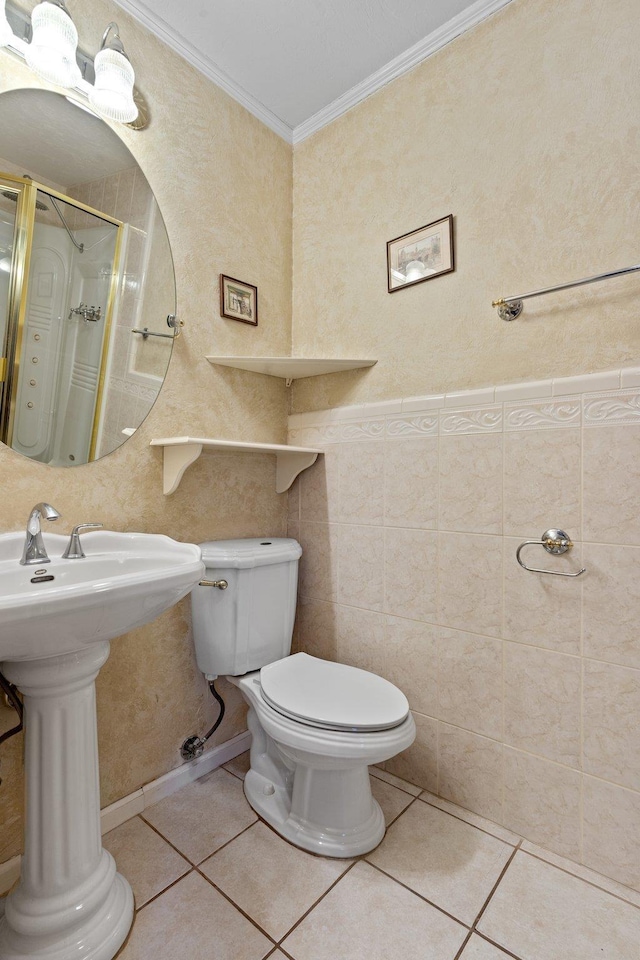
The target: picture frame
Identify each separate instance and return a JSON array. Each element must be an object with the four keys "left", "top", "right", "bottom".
[
  {"left": 220, "top": 274, "right": 258, "bottom": 325},
  {"left": 387, "top": 215, "right": 455, "bottom": 293}
]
